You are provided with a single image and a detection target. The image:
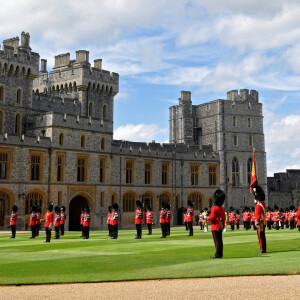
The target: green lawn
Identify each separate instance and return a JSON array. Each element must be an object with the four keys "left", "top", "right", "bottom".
[{"left": 0, "top": 227, "right": 299, "bottom": 285}]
